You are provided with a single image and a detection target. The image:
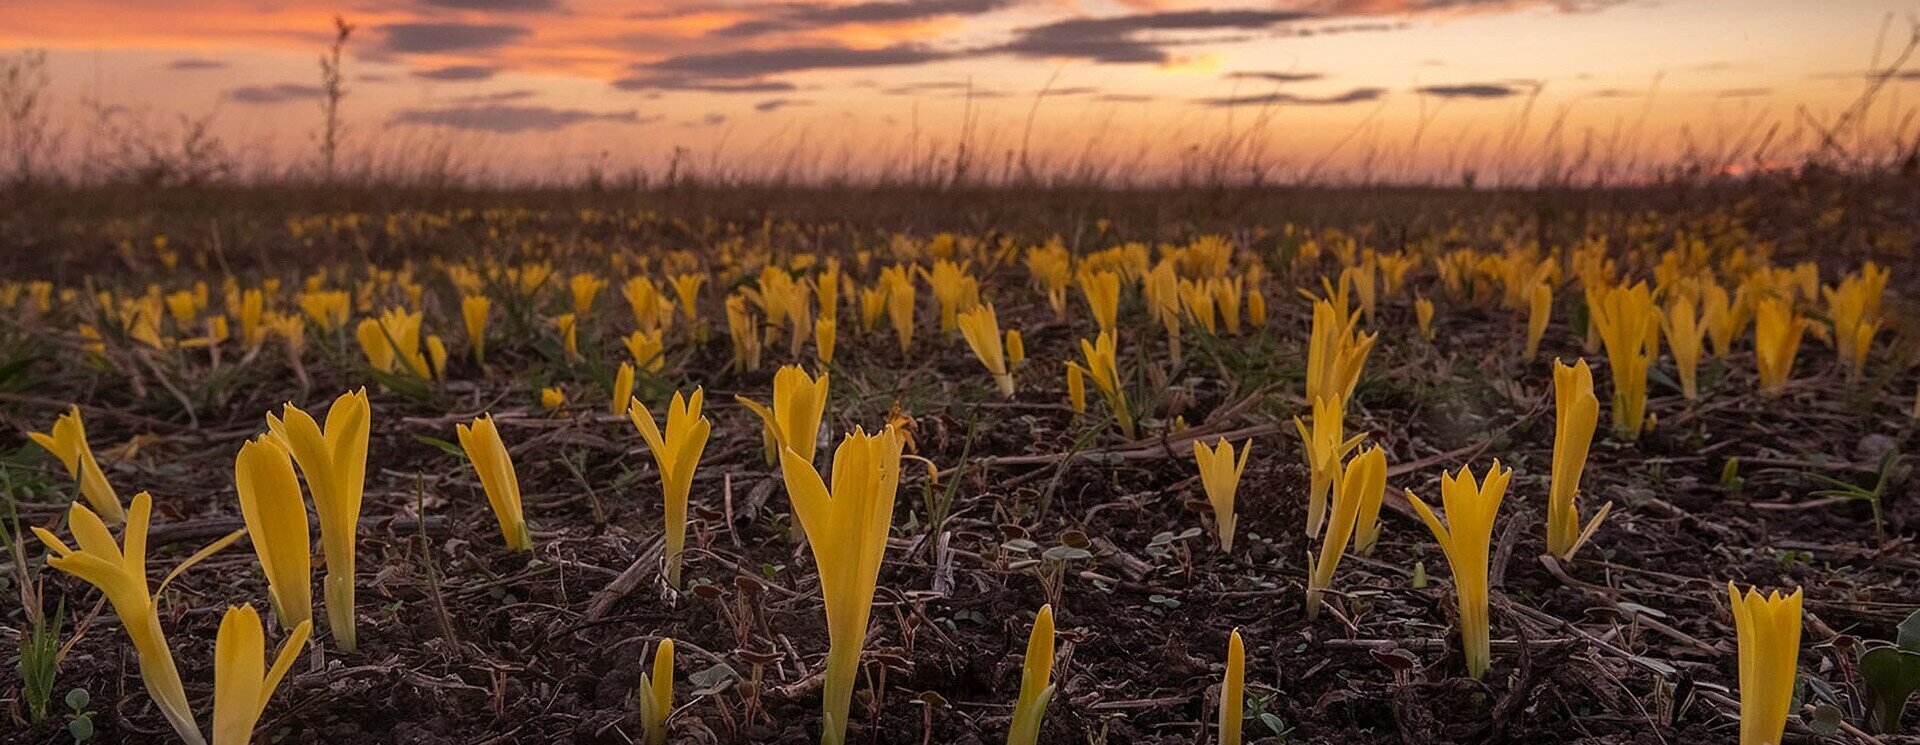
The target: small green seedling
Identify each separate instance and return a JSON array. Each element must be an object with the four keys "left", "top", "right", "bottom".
[
  {"left": 65, "top": 688, "right": 94, "bottom": 743},
  {"left": 1860, "top": 609, "right": 1920, "bottom": 733}
]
